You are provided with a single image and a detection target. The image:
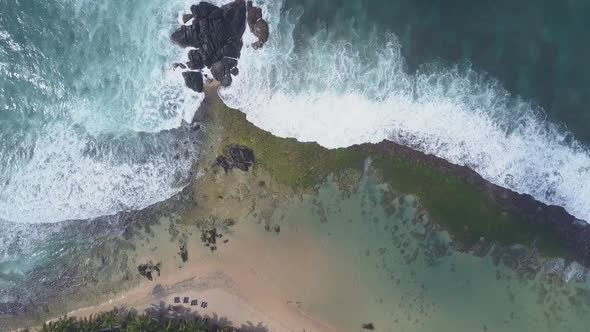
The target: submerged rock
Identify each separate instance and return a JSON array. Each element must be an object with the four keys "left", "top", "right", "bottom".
[
  {"left": 542, "top": 258, "right": 565, "bottom": 278},
  {"left": 225, "top": 144, "right": 255, "bottom": 171},
  {"left": 173, "top": 62, "right": 187, "bottom": 70},
  {"left": 179, "top": 243, "right": 189, "bottom": 262},
  {"left": 214, "top": 144, "right": 255, "bottom": 172},
  {"left": 215, "top": 155, "right": 234, "bottom": 172},
  {"left": 137, "top": 262, "right": 161, "bottom": 281}
]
